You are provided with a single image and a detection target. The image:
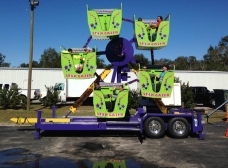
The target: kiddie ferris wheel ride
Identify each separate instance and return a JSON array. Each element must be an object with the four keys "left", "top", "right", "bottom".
[
  {"left": 11, "top": 3, "right": 205, "bottom": 140},
  {"left": 60, "top": 3, "right": 173, "bottom": 117}
]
